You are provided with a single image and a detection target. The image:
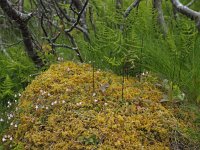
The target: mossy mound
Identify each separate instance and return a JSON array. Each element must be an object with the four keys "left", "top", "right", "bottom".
[{"left": 3, "top": 62, "right": 183, "bottom": 149}]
